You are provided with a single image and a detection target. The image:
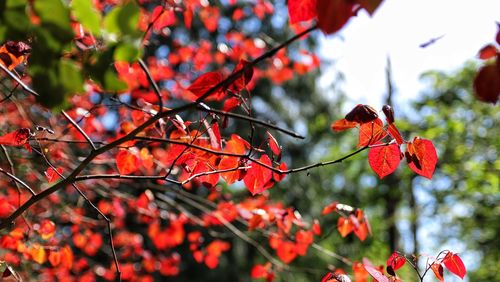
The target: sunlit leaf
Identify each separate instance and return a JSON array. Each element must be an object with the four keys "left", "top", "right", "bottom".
[
  {"left": 386, "top": 252, "right": 406, "bottom": 271},
  {"left": 116, "top": 150, "right": 140, "bottom": 175},
  {"left": 442, "top": 252, "right": 467, "bottom": 279},
  {"left": 368, "top": 143, "right": 401, "bottom": 179},
  {"left": 331, "top": 118, "right": 358, "bottom": 132},
  {"left": 431, "top": 262, "right": 444, "bottom": 282},
  {"left": 406, "top": 137, "right": 438, "bottom": 179},
  {"left": 358, "top": 118, "right": 387, "bottom": 147},
  {"left": 288, "top": 0, "right": 317, "bottom": 24}
]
